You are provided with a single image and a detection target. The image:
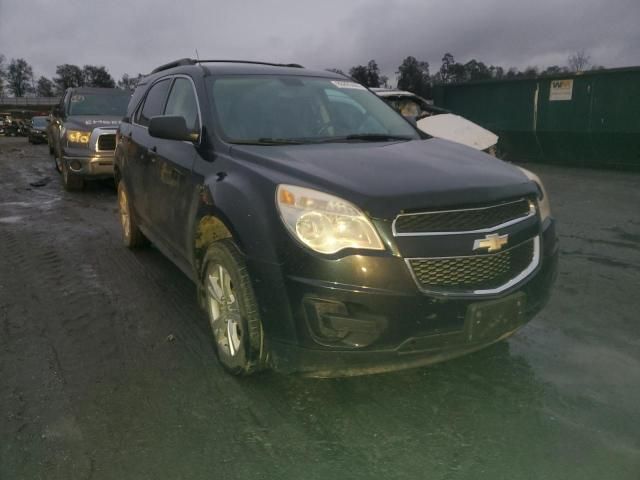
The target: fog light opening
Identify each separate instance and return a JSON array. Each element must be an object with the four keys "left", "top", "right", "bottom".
[
  {"left": 303, "top": 297, "right": 384, "bottom": 348},
  {"left": 70, "top": 160, "right": 83, "bottom": 171}
]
